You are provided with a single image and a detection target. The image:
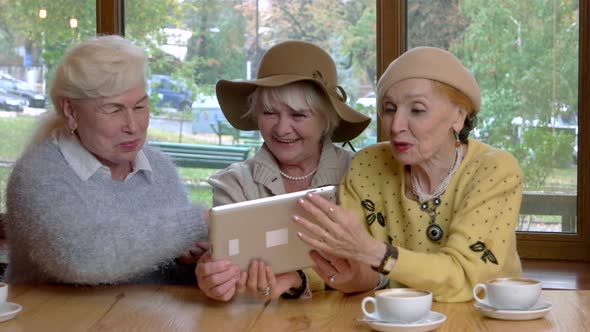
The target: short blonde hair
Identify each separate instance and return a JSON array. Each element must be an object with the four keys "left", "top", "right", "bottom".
[
  {"left": 29, "top": 35, "right": 147, "bottom": 146},
  {"left": 243, "top": 81, "right": 340, "bottom": 139}
]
